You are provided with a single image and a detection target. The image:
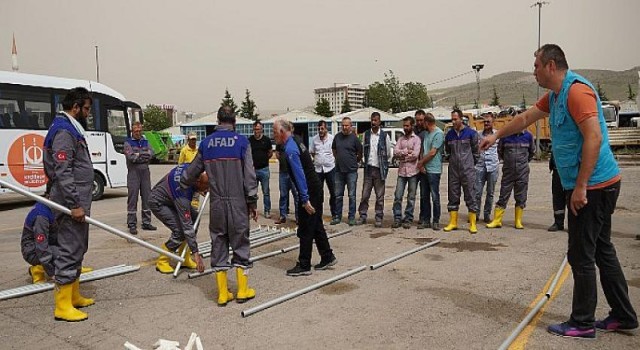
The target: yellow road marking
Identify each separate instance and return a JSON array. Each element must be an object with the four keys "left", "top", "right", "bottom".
[{"left": 509, "top": 264, "right": 571, "bottom": 350}]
